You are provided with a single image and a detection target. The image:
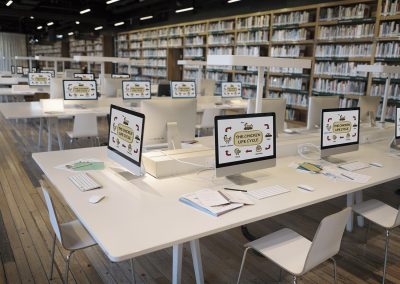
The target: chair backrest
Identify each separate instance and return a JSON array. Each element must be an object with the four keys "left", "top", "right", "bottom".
[
  {"left": 40, "top": 180, "right": 63, "bottom": 243},
  {"left": 200, "top": 79, "right": 216, "bottom": 96},
  {"left": 200, "top": 108, "right": 222, "bottom": 128},
  {"left": 72, "top": 113, "right": 98, "bottom": 138},
  {"left": 158, "top": 80, "right": 171, "bottom": 97},
  {"left": 303, "top": 207, "right": 351, "bottom": 273}
]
